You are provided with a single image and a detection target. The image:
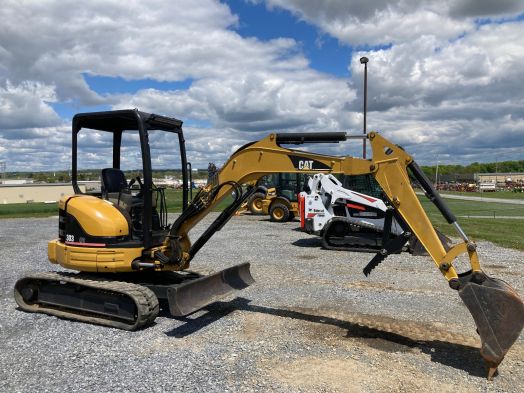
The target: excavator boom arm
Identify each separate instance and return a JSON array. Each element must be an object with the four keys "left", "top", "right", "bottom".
[
  {"left": 175, "top": 131, "right": 465, "bottom": 280},
  {"left": 168, "top": 131, "right": 523, "bottom": 376}
]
